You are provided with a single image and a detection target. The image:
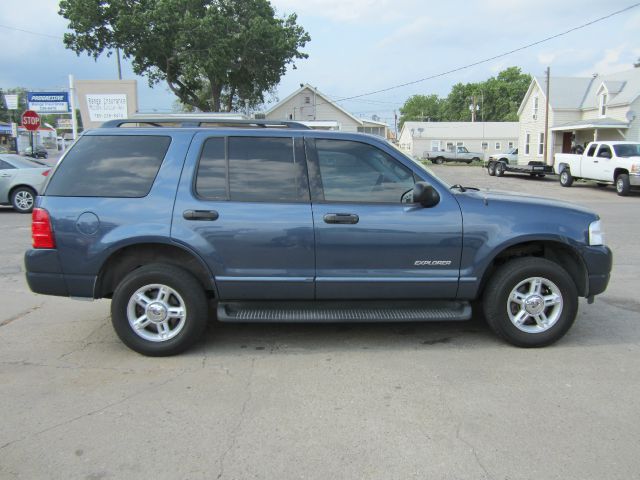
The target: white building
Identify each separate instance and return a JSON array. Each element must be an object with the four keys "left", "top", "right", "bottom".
[
  {"left": 517, "top": 68, "right": 640, "bottom": 165},
  {"left": 398, "top": 121, "right": 519, "bottom": 159},
  {"left": 263, "top": 84, "right": 388, "bottom": 137}
]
